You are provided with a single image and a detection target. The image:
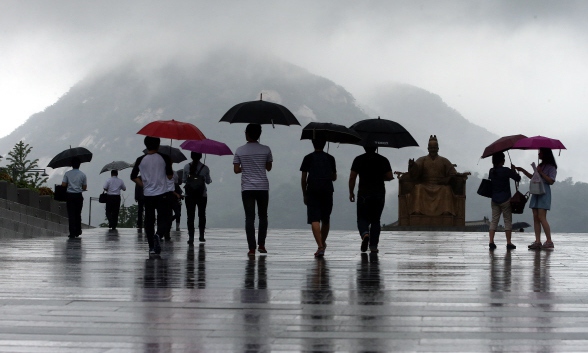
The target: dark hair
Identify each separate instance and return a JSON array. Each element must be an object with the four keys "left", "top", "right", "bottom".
[
  {"left": 312, "top": 139, "right": 327, "bottom": 150},
  {"left": 144, "top": 136, "right": 160, "bottom": 151},
  {"left": 189, "top": 152, "right": 202, "bottom": 175},
  {"left": 491, "top": 152, "right": 505, "bottom": 167},
  {"left": 363, "top": 146, "right": 377, "bottom": 153},
  {"left": 245, "top": 123, "right": 262, "bottom": 141},
  {"left": 111, "top": 170, "right": 118, "bottom": 176},
  {"left": 71, "top": 157, "right": 81, "bottom": 169},
  {"left": 539, "top": 148, "right": 557, "bottom": 169}
]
